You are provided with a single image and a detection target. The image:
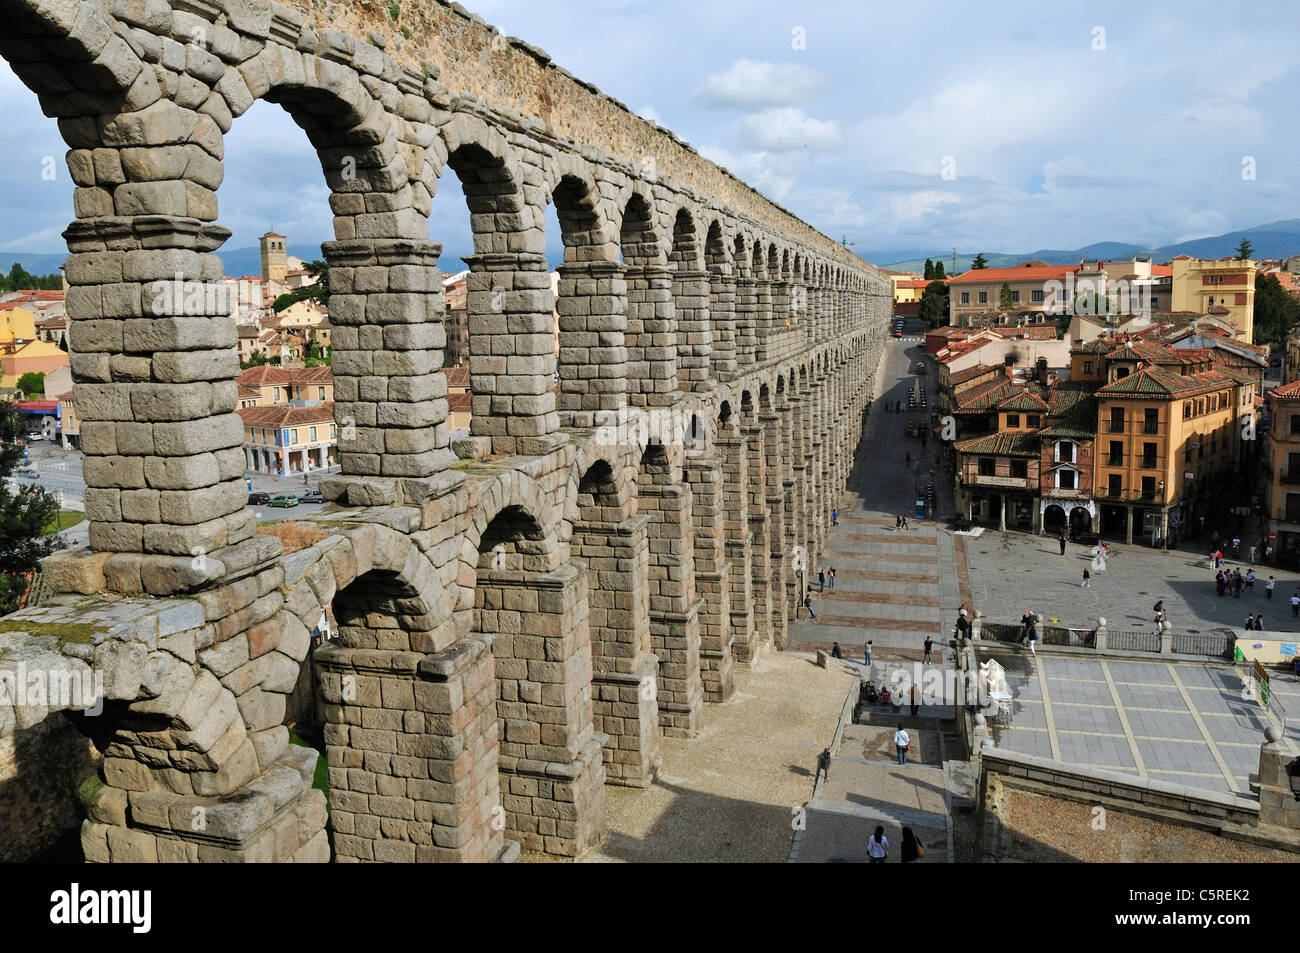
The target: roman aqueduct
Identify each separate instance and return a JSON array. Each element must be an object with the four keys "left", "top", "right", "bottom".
[{"left": 0, "top": 0, "right": 889, "bottom": 861}]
